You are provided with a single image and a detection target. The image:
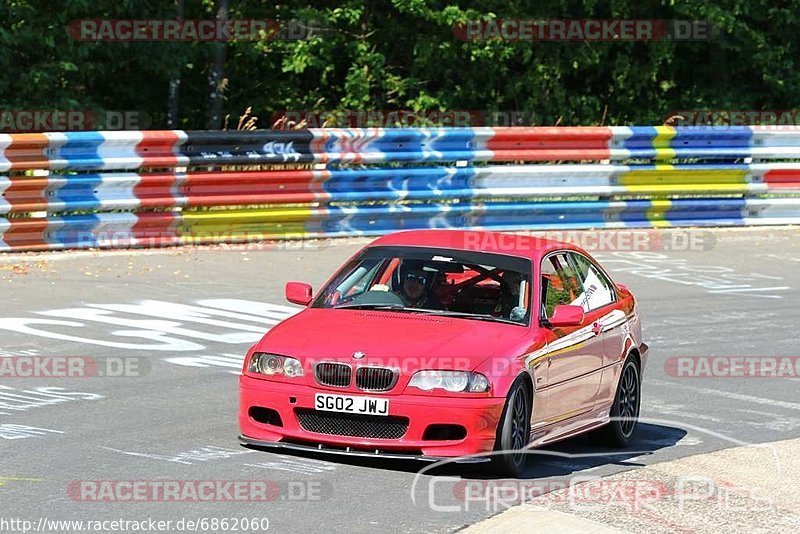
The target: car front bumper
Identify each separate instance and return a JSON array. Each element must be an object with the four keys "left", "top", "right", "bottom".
[{"left": 239, "top": 374, "right": 506, "bottom": 459}]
